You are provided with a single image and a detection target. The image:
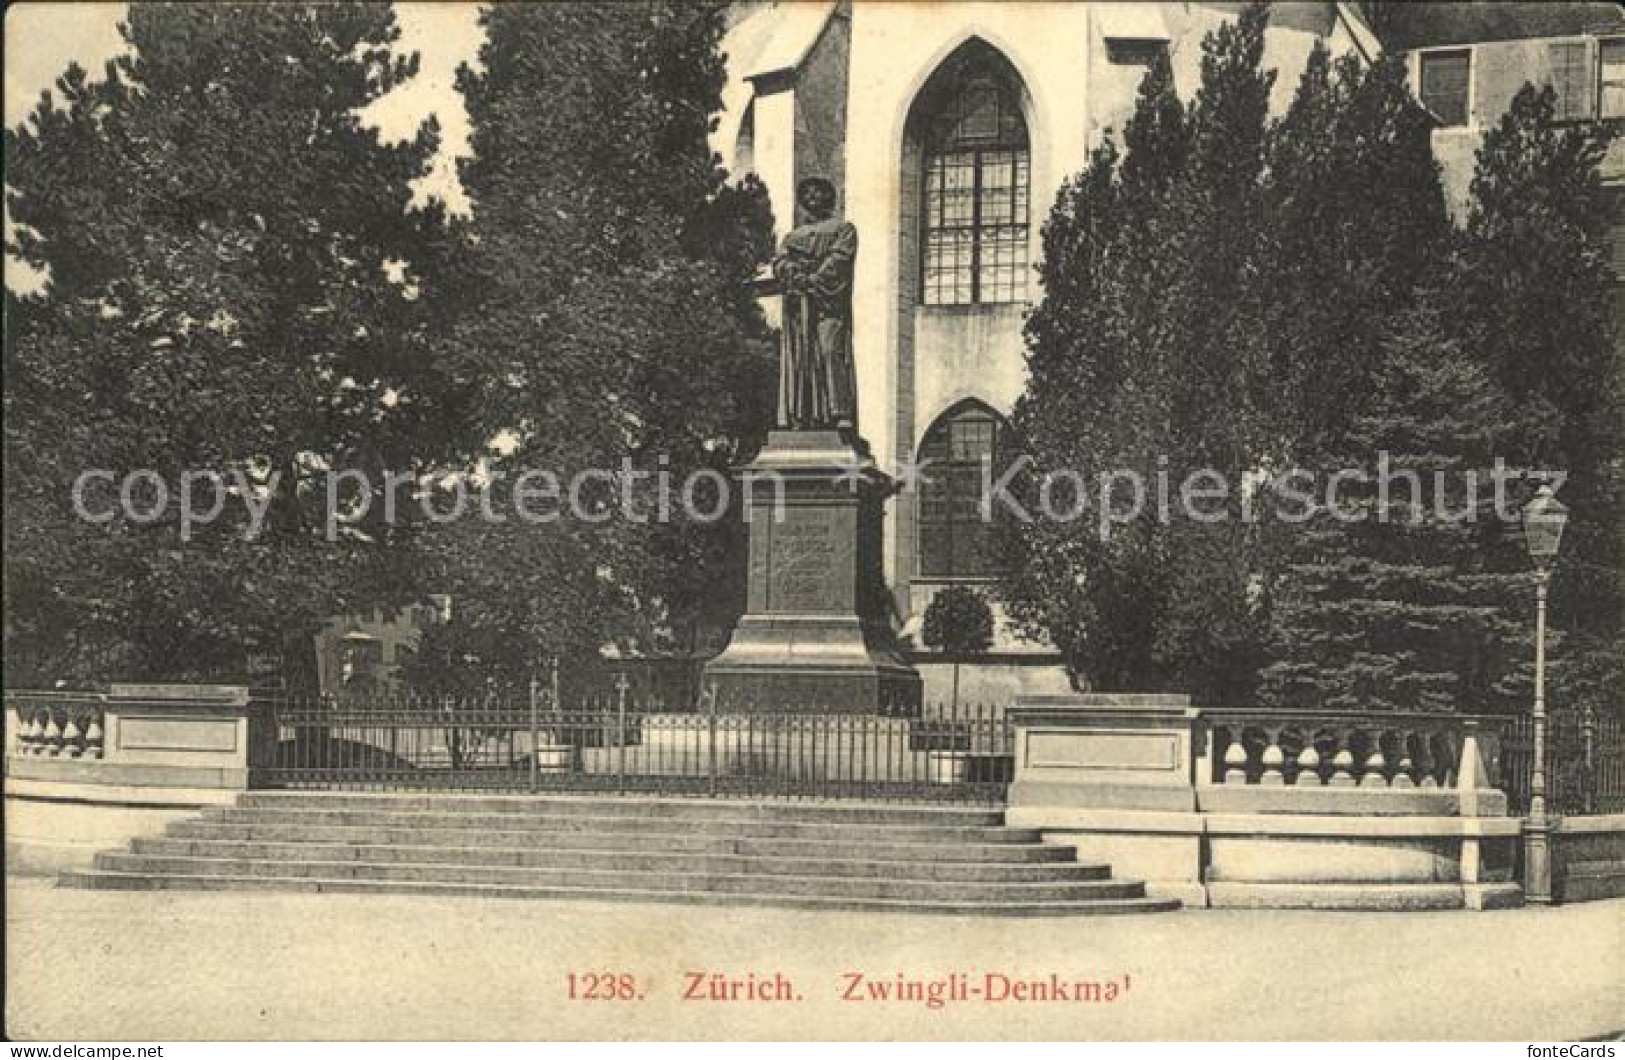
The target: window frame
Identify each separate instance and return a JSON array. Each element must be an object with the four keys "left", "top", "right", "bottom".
[
  {"left": 918, "top": 66, "right": 1031, "bottom": 307},
  {"left": 1417, "top": 47, "right": 1473, "bottom": 129},
  {"left": 916, "top": 405, "right": 1012, "bottom": 580},
  {"left": 1548, "top": 37, "right": 1595, "bottom": 123},
  {"left": 1601, "top": 36, "right": 1625, "bottom": 121},
  {"left": 1105, "top": 38, "right": 1168, "bottom": 68}
]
